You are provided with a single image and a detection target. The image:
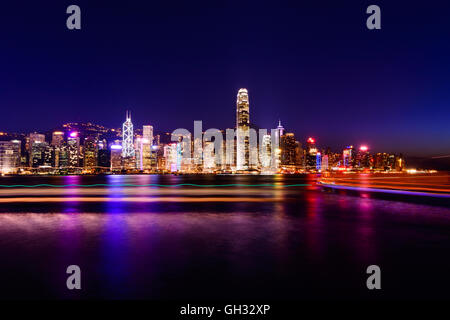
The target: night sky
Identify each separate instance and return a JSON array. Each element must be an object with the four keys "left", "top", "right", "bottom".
[{"left": 1, "top": 1, "right": 449, "bottom": 156}]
